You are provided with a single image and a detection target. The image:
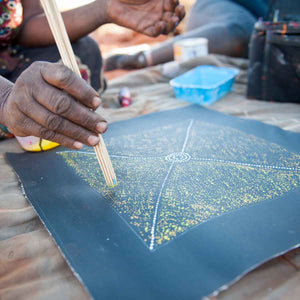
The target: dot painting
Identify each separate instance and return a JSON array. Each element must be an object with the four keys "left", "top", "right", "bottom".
[{"left": 58, "top": 119, "right": 300, "bottom": 251}]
